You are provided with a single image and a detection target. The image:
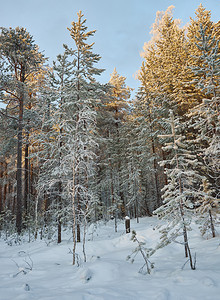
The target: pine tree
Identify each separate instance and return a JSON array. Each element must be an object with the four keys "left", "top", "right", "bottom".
[
  {"left": 140, "top": 6, "right": 192, "bottom": 115},
  {"left": 187, "top": 4, "right": 215, "bottom": 64},
  {"left": 186, "top": 4, "right": 217, "bottom": 107},
  {"left": 0, "top": 27, "right": 45, "bottom": 234},
  {"left": 0, "top": 110, "right": 17, "bottom": 231},
  {"left": 102, "top": 68, "right": 131, "bottom": 230},
  {"left": 36, "top": 52, "right": 74, "bottom": 243},
  {"left": 189, "top": 23, "right": 219, "bottom": 190},
  {"left": 65, "top": 11, "right": 105, "bottom": 264},
  {"left": 135, "top": 71, "right": 170, "bottom": 211},
  {"left": 139, "top": 4, "right": 219, "bottom": 116},
  {"left": 195, "top": 179, "right": 219, "bottom": 238},
  {"left": 121, "top": 118, "right": 144, "bottom": 221},
  {"left": 154, "top": 111, "right": 203, "bottom": 270},
  {"left": 187, "top": 24, "right": 220, "bottom": 237}
]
